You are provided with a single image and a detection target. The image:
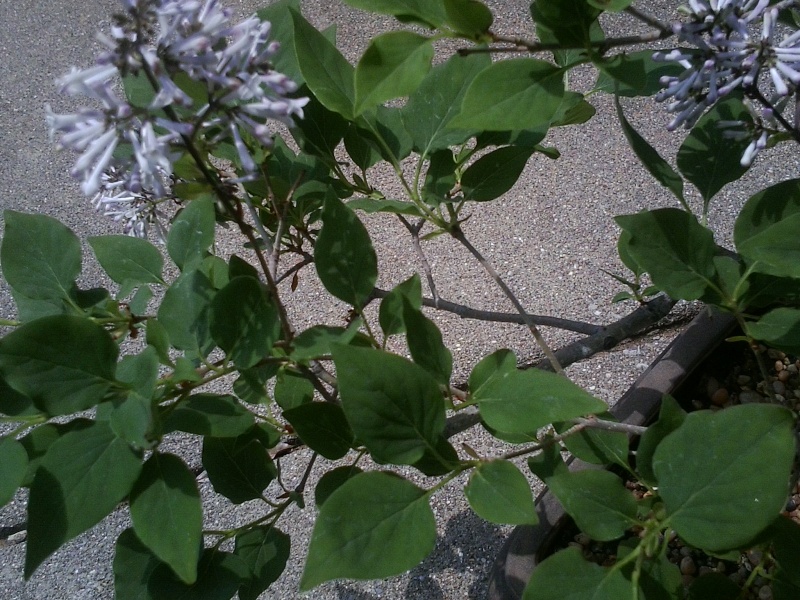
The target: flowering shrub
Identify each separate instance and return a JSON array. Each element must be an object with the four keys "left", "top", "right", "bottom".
[{"left": 1, "top": 0, "right": 800, "bottom": 598}]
